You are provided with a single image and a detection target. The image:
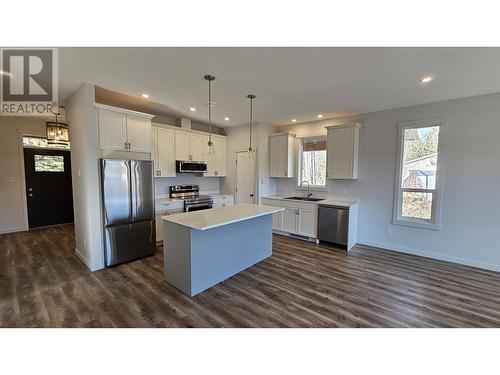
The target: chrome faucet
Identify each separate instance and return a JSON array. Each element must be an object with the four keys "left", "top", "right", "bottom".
[{"left": 300, "top": 181, "right": 312, "bottom": 199}]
